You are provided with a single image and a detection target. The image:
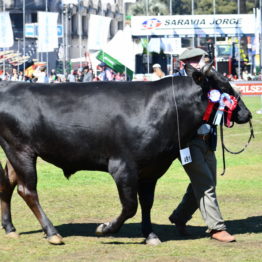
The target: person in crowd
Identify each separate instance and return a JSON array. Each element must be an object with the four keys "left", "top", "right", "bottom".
[
  {"left": 49, "top": 69, "right": 57, "bottom": 83},
  {"left": 67, "top": 70, "right": 76, "bottom": 82},
  {"left": 98, "top": 62, "right": 114, "bottom": 81},
  {"left": 76, "top": 68, "right": 84, "bottom": 82},
  {"left": 82, "top": 66, "right": 93, "bottom": 82},
  {"left": 10, "top": 68, "right": 18, "bottom": 81},
  {"left": 169, "top": 47, "right": 236, "bottom": 243},
  {"left": 151, "top": 63, "right": 165, "bottom": 80},
  {"left": 34, "top": 65, "right": 49, "bottom": 83},
  {"left": 18, "top": 71, "right": 24, "bottom": 81},
  {"left": 114, "top": 72, "right": 126, "bottom": 81}
]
